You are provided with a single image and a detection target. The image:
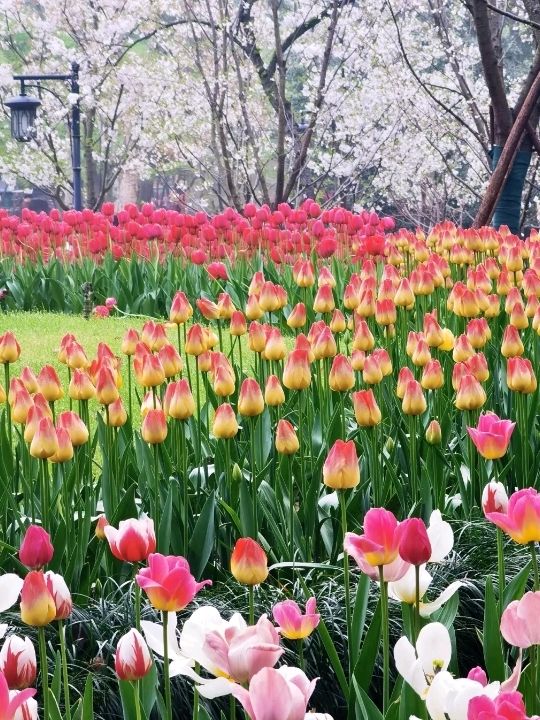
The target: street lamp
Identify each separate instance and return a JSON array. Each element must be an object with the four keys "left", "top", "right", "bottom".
[{"left": 4, "top": 62, "right": 82, "bottom": 210}]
